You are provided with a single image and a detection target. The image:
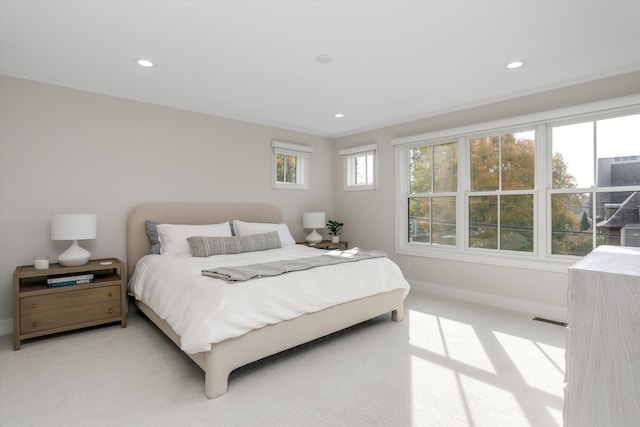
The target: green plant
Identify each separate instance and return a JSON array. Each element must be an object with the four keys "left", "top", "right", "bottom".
[{"left": 326, "top": 220, "right": 344, "bottom": 236}]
